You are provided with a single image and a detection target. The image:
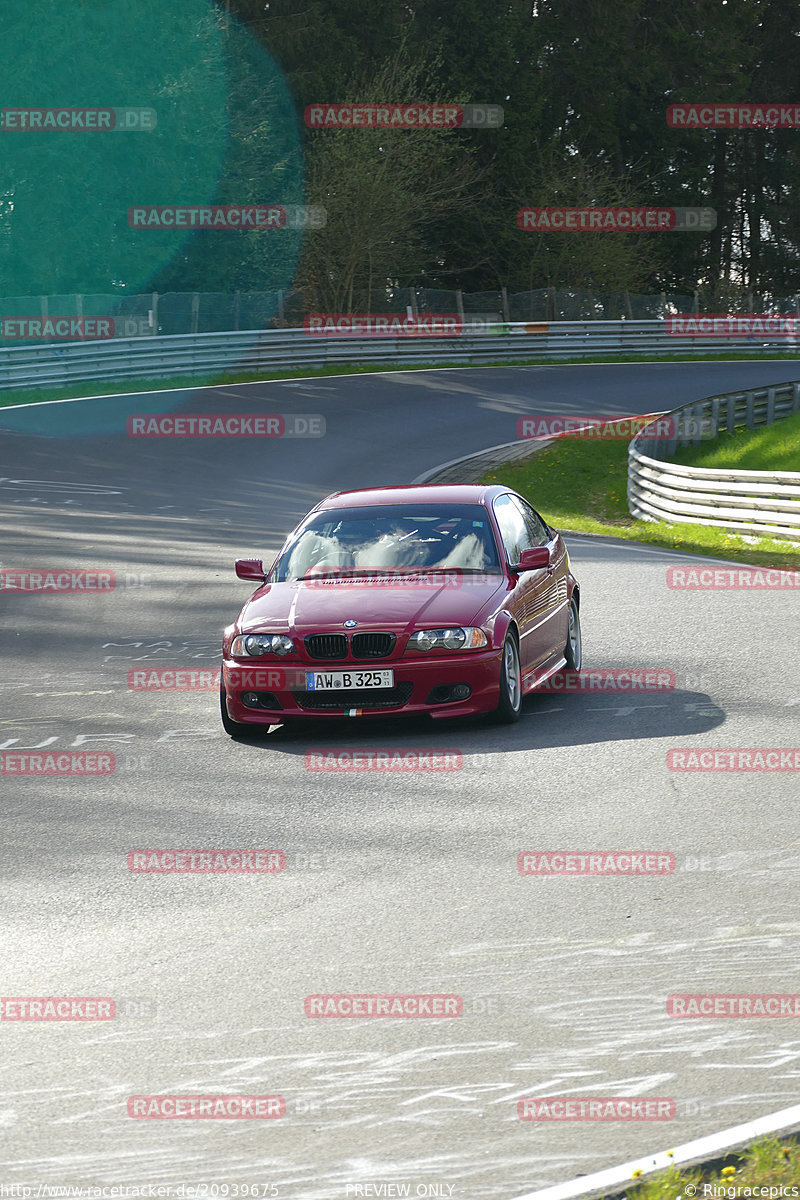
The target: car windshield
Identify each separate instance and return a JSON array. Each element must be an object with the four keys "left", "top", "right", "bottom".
[{"left": 270, "top": 504, "right": 502, "bottom": 582}]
